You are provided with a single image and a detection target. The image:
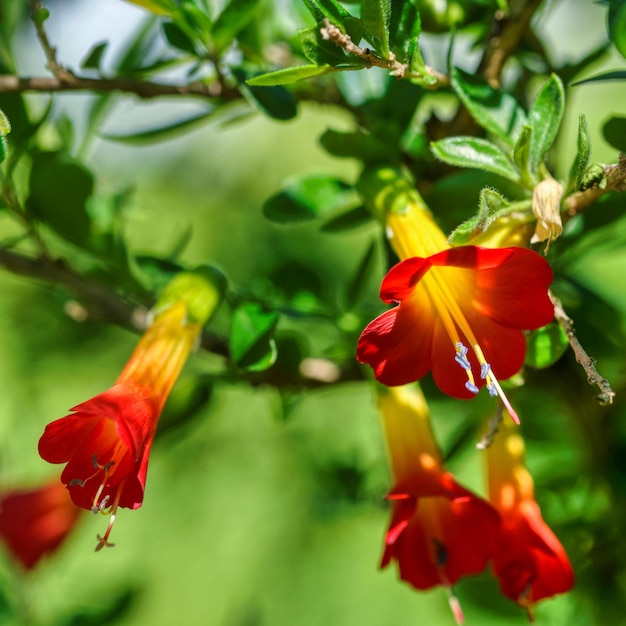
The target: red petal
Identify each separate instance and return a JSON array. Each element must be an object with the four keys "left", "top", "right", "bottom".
[
  {"left": 356, "top": 303, "right": 433, "bottom": 386},
  {"left": 38, "top": 414, "right": 100, "bottom": 464},
  {"left": 380, "top": 257, "right": 432, "bottom": 303},
  {"left": 434, "top": 247, "right": 554, "bottom": 329}
]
